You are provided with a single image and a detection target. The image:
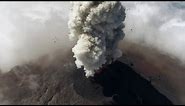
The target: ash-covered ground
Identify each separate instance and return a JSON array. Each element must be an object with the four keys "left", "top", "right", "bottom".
[{"left": 0, "top": 45, "right": 173, "bottom": 105}]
